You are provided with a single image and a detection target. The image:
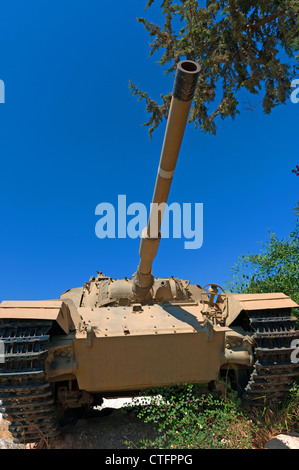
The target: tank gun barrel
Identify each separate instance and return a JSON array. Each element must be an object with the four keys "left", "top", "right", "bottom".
[{"left": 132, "top": 60, "right": 201, "bottom": 301}]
